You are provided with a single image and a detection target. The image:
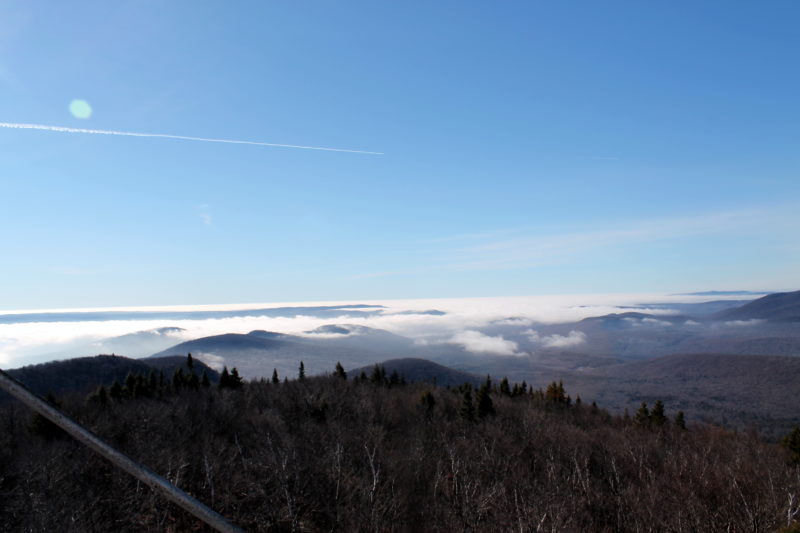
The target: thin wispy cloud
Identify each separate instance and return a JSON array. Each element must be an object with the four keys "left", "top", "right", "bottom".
[
  {"left": 0, "top": 122, "right": 383, "bottom": 155},
  {"left": 436, "top": 206, "right": 797, "bottom": 273},
  {"left": 351, "top": 204, "right": 800, "bottom": 279},
  {"left": 197, "top": 204, "right": 213, "bottom": 227}
]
